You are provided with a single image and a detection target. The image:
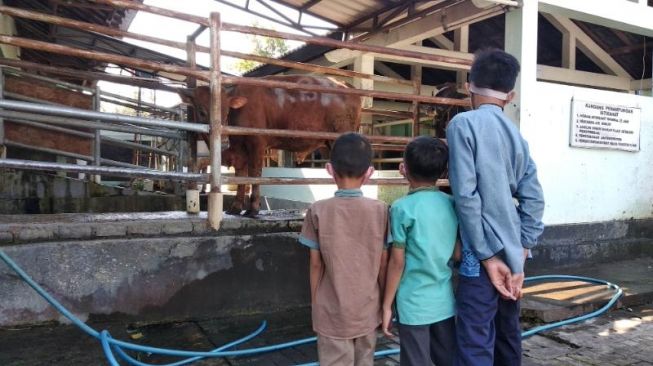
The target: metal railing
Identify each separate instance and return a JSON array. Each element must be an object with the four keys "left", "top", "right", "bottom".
[{"left": 0, "top": 1, "right": 468, "bottom": 229}]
